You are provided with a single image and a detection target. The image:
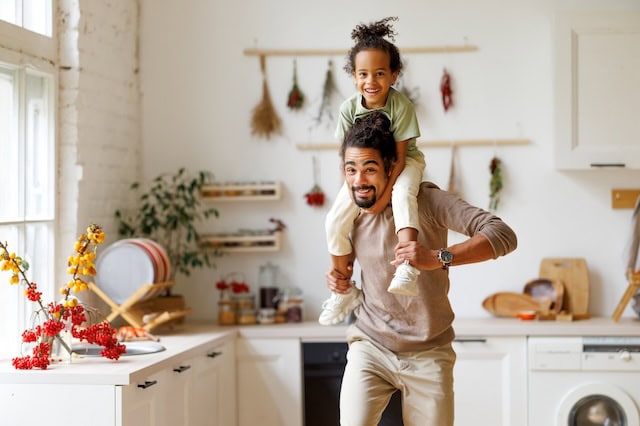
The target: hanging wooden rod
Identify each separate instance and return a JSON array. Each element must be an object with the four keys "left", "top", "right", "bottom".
[
  {"left": 296, "top": 138, "right": 530, "bottom": 151},
  {"left": 243, "top": 45, "right": 478, "bottom": 57}
]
